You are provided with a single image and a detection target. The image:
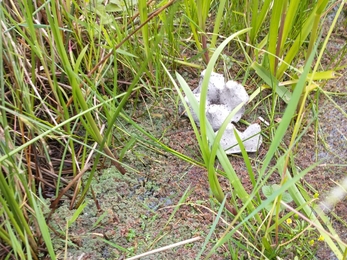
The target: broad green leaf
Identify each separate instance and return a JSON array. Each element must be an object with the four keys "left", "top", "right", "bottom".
[
  {"left": 282, "top": 191, "right": 293, "bottom": 203},
  {"left": 252, "top": 62, "right": 292, "bottom": 103},
  {"left": 262, "top": 185, "right": 273, "bottom": 198},
  {"left": 105, "top": 3, "right": 123, "bottom": 12}
]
